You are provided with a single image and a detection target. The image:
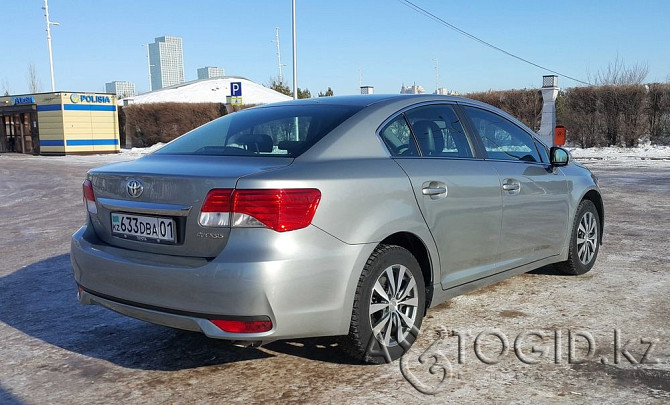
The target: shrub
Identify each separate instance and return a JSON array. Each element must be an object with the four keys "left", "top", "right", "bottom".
[
  {"left": 646, "top": 83, "right": 670, "bottom": 144},
  {"left": 563, "top": 87, "right": 605, "bottom": 147},
  {"left": 465, "top": 89, "right": 543, "bottom": 131},
  {"left": 123, "top": 103, "right": 223, "bottom": 147},
  {"left": 121, "top": 103, "right": 257, "bottom": 147}
]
